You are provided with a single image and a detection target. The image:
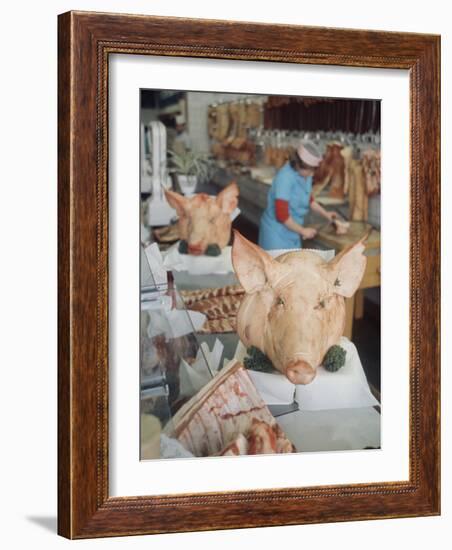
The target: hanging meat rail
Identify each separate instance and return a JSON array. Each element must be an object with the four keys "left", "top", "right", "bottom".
[{"left": 263, "top": 96, "right": 380, "bottom": 134}]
